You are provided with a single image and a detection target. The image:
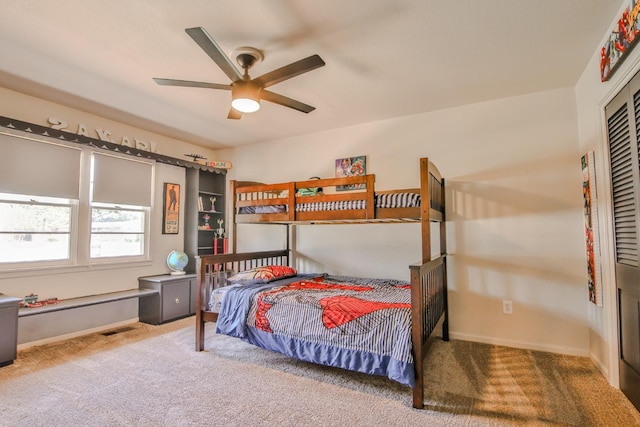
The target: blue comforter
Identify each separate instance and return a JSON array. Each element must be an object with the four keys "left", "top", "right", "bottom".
[{"left": 215, "top": 274, "right": 415, "bottom": 387}]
